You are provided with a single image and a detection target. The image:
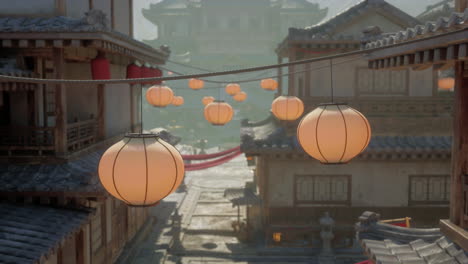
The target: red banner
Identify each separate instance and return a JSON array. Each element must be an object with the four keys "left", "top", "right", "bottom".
[
  {"left": 184, "top": 150, "right": 242, "bottom": 171},
  {"left": 182, "top": 146, "right": 240, "bottom": 160}
]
